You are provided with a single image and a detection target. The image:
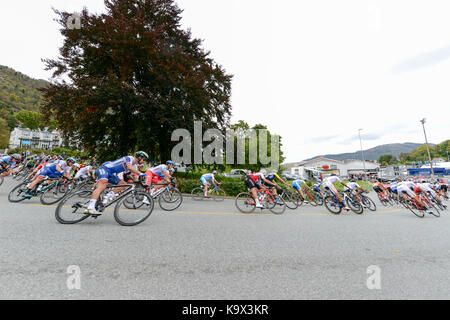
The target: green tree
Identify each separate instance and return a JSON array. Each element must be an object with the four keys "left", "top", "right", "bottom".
[
  {"left": 378, "top": 154, "right": 397, "bottom": 166},
  {"left": 227, "top": 120, "right": 285, "bottom": 172},
  {"left": 0, "top": 118, "right": 10, "bottom": 148},
  {"left": 41, "top": 0, "right": 232, "bottom": 162},
  {"left": 15, "top": 110, "right": 44, "bottom": 130}
]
